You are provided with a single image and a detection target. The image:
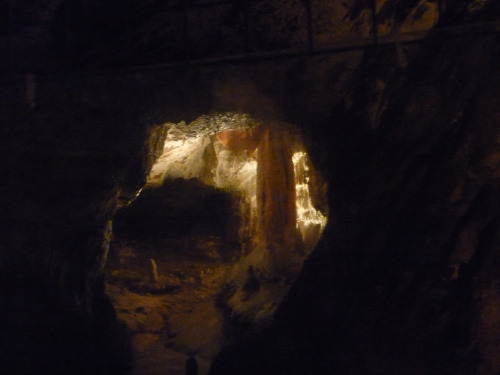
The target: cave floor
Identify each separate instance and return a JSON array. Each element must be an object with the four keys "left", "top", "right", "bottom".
[{"left": 105, "top": 236, "right": 235, "bottom": 375}]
